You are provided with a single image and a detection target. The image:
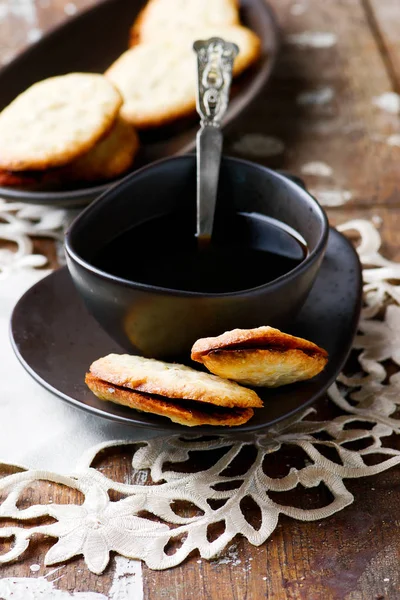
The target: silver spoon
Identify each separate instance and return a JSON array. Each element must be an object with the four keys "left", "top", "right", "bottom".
[{"left": 193, "top": 37, "right": 238, "bottom": 249}]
